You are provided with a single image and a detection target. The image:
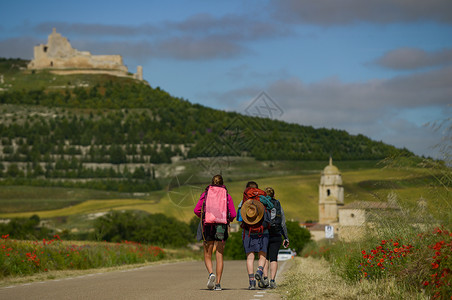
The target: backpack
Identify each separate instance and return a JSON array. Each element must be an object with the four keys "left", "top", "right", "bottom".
[
  {"left": 241, "top": 188, "right": 268, "bottom": 236},
  {"left": 243, "top": 187, "right": 266, "bottom": 202},
  {"left": 269, "top": 198, "right": 282, "bottom": 235},
  {"left": 203, "top": 185, "right": 228, "bottom": 224}
]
